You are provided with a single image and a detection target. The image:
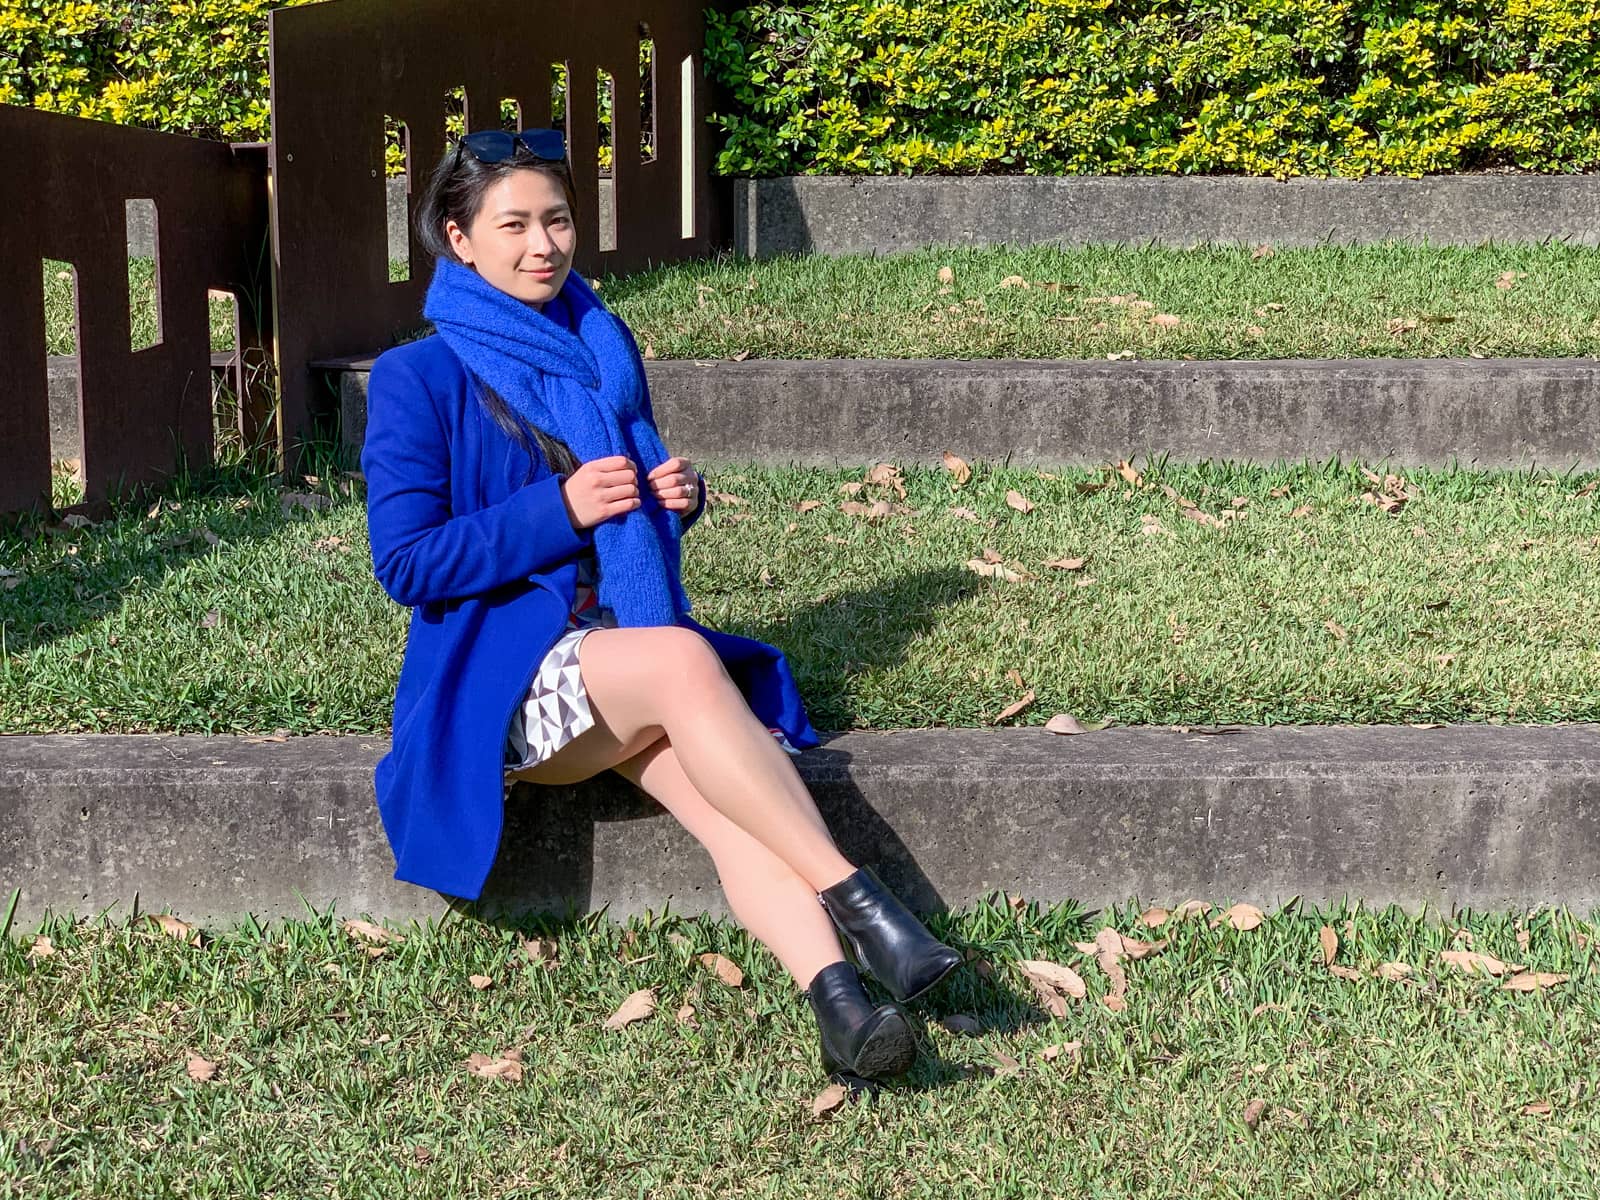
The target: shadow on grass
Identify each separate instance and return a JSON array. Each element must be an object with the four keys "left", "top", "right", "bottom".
[{"left": 0, "top": 436, "right": 357, "bottom": 656}]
